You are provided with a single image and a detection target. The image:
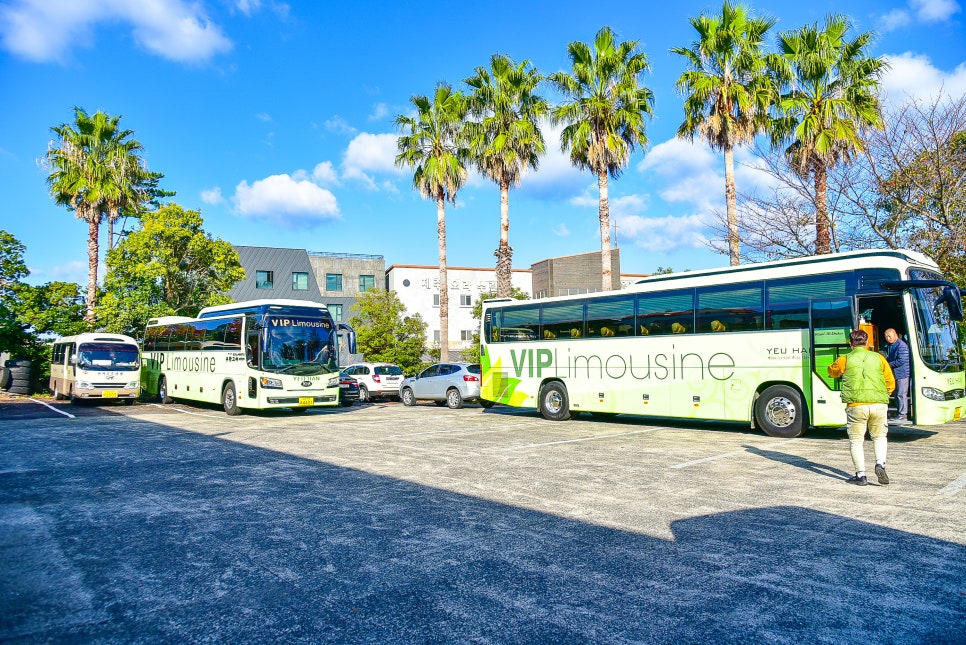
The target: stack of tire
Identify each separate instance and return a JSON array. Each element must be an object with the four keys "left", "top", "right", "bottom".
[{"left": 1, "top": 359, "right": 33, "bottom": 395}]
